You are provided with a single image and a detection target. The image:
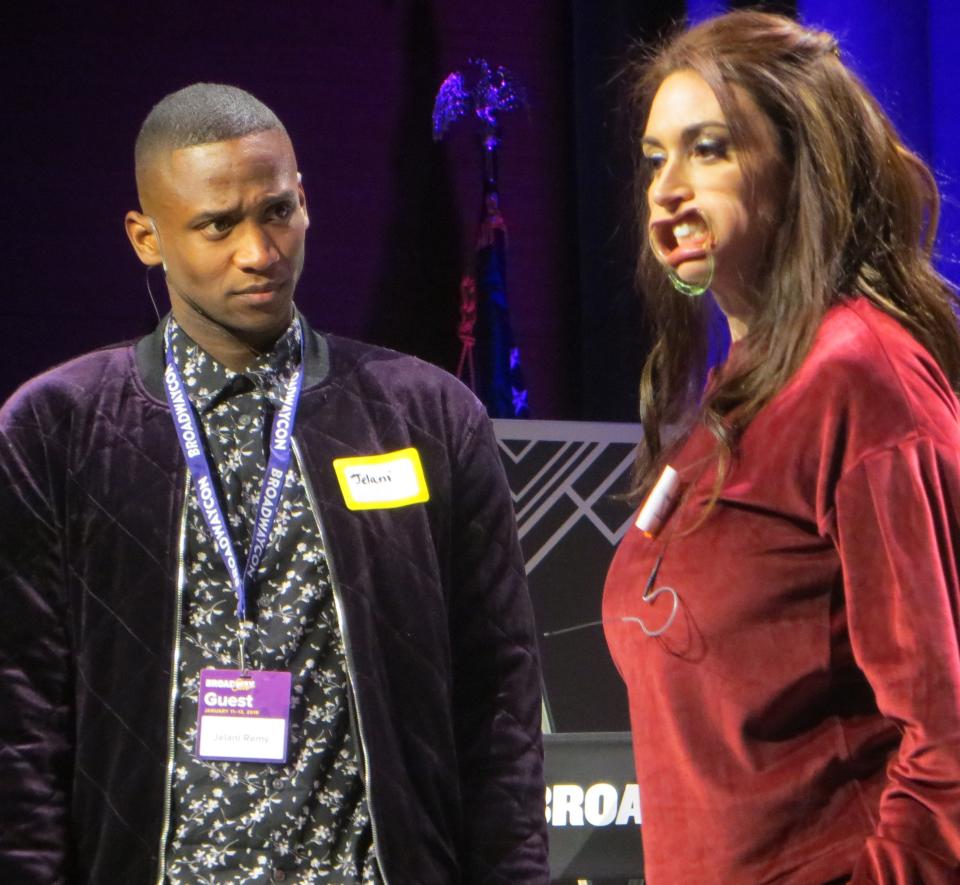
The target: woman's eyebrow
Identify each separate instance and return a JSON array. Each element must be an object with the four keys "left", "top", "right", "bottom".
[{"left": 641, "top": 121, "right": 730, "bottom": 148}]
